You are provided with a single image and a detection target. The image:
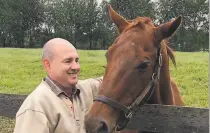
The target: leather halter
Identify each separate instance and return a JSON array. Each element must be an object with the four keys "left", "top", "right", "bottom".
[{"left": 94, "top": 46, "right": 162, "bottom": 131}]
